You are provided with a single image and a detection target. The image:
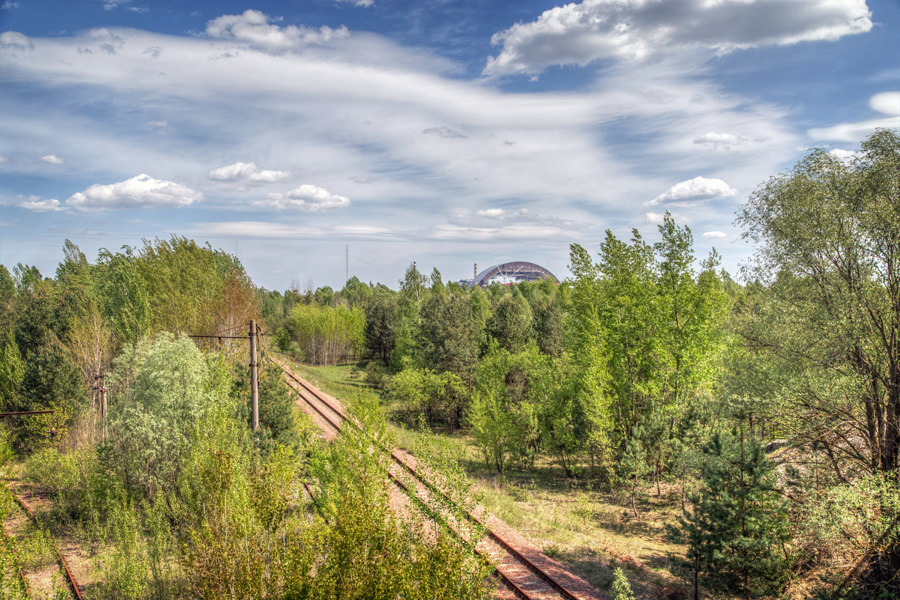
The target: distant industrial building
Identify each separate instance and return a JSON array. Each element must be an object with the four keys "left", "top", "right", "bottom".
[{"left": 460, "top": 261, "right": 558, "bottom": 288}]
